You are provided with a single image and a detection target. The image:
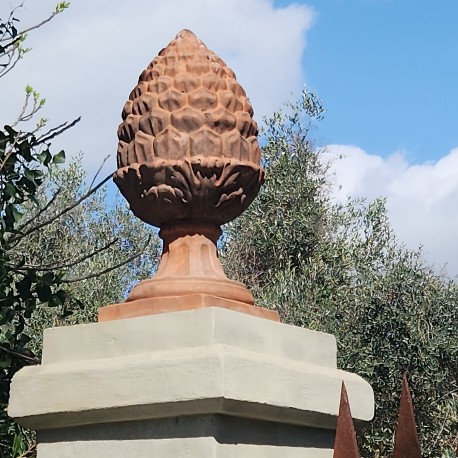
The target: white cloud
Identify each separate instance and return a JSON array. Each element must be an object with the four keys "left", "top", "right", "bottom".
[
  {"left": 326, "top": 144, "right": 458, "bottom": 277},
  {"left": 0, "top": 0, "right": 314, "bottom": 171}
]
